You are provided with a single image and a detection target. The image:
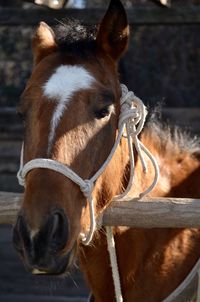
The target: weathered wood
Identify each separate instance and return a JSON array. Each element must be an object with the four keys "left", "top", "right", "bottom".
[
  {"left": 0, "top": 191, "right": 22, "bottom": 224},
  {"left": 1, "top": 192, "right": 200, "bottom": 228},
  {"left": 101, "top": 197, "right": 200, "bottom": 228},
  {"left": 0, "top": 6, "right": 200, "bottom": 26}
]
